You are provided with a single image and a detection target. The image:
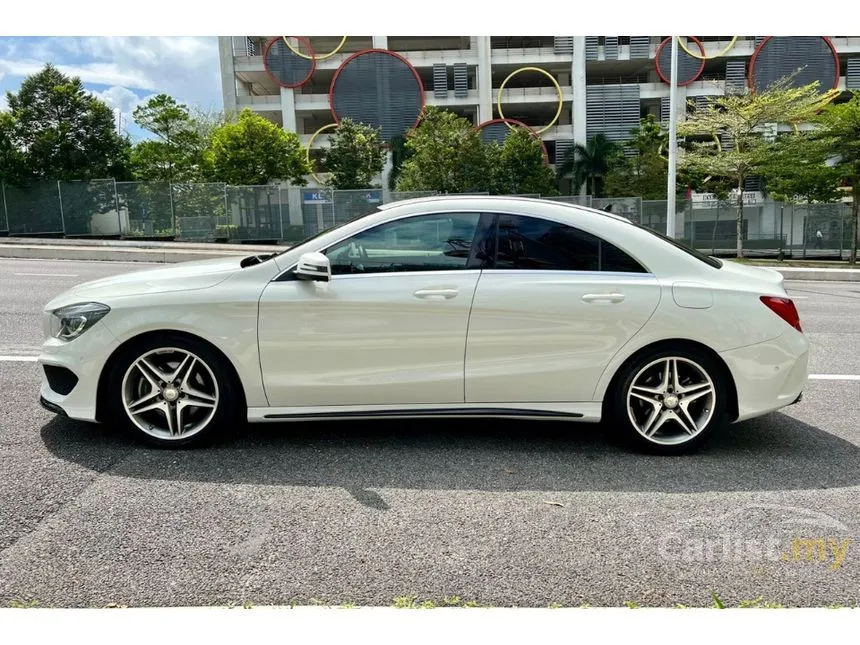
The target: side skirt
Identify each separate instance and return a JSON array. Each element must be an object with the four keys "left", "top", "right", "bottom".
[{"left": 247, "top": 402, "right": 603, "bottom": 423}]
